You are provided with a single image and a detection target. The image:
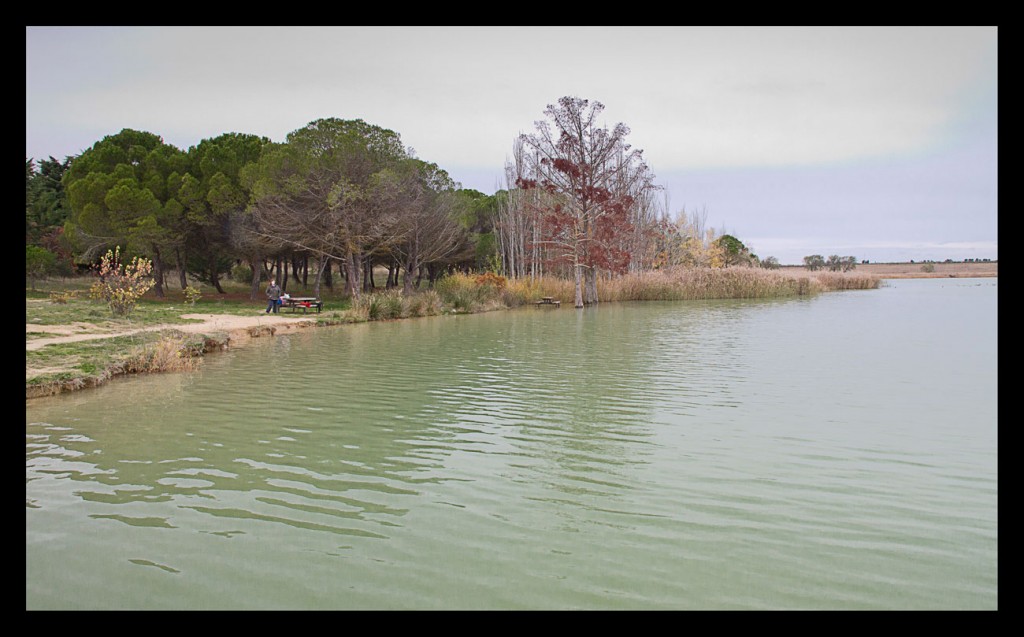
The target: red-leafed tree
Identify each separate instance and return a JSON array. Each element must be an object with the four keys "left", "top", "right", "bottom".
[{"left": 517, "top": 97, "right": 657, "bottom": 307}]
